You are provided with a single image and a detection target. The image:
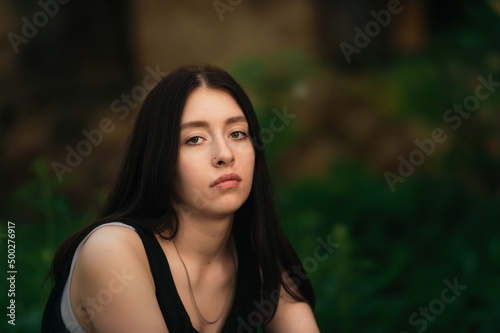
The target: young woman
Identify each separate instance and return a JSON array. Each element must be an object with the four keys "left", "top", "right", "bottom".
[{"left": 42, "top": 65, "right": 319, "bottom": 333}]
